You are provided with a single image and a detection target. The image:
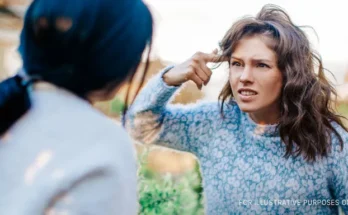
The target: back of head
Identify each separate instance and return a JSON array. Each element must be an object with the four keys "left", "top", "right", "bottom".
[
  {"left": 20, "top": 0, "right": 153, "bottom": 95},
  {"left": 0, "top": 0, "right": 153, "bottom": 135}
]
